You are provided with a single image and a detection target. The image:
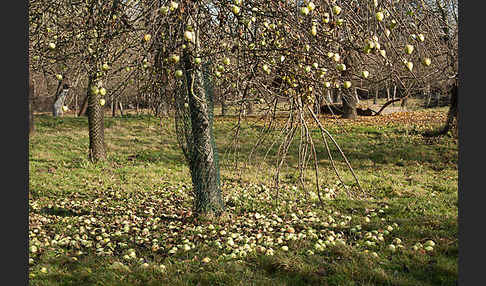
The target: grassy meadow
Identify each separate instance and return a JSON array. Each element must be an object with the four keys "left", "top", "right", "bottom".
[{"left": 29, "top": 106, "right": 458, "bottom": 286}]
